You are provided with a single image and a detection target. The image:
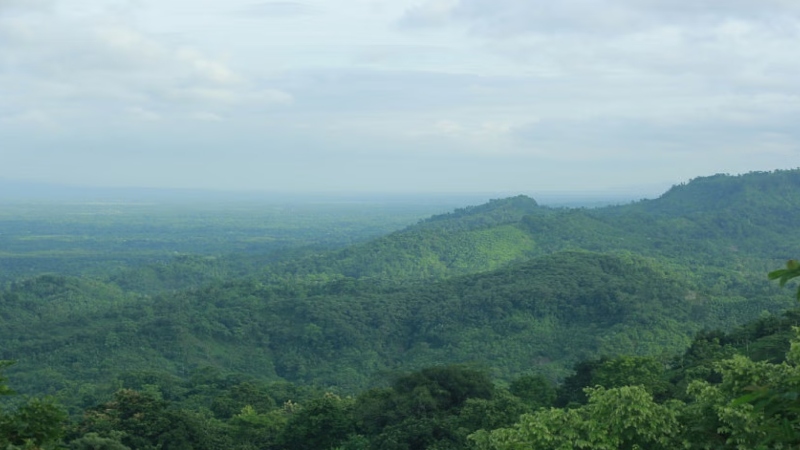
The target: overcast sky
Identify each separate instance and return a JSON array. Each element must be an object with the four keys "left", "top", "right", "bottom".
[{"left": 1, "top": 0, "right": 799, "bottom": 195}]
